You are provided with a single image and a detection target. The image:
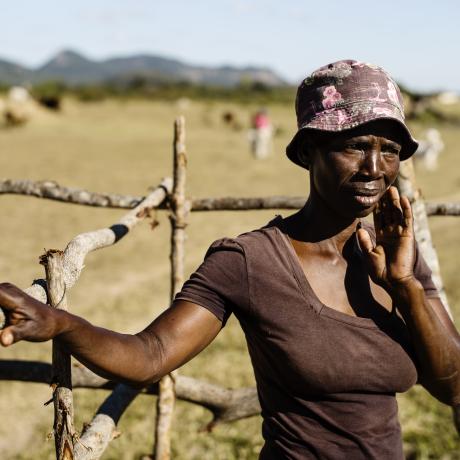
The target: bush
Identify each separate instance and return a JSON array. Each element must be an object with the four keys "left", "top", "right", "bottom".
[{"left": 32, "top": 81, "right": 66, "bottom": 111}]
